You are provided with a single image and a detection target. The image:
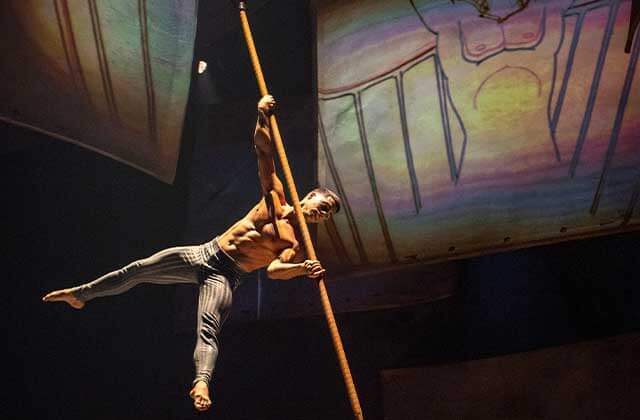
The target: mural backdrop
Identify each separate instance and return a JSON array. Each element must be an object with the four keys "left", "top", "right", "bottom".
[
  {"left": 0, "top": 0, "right": 197, "bottom": 183},
  {"left": 316, "top": 0, "right": 640, "bottom": 273}
]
